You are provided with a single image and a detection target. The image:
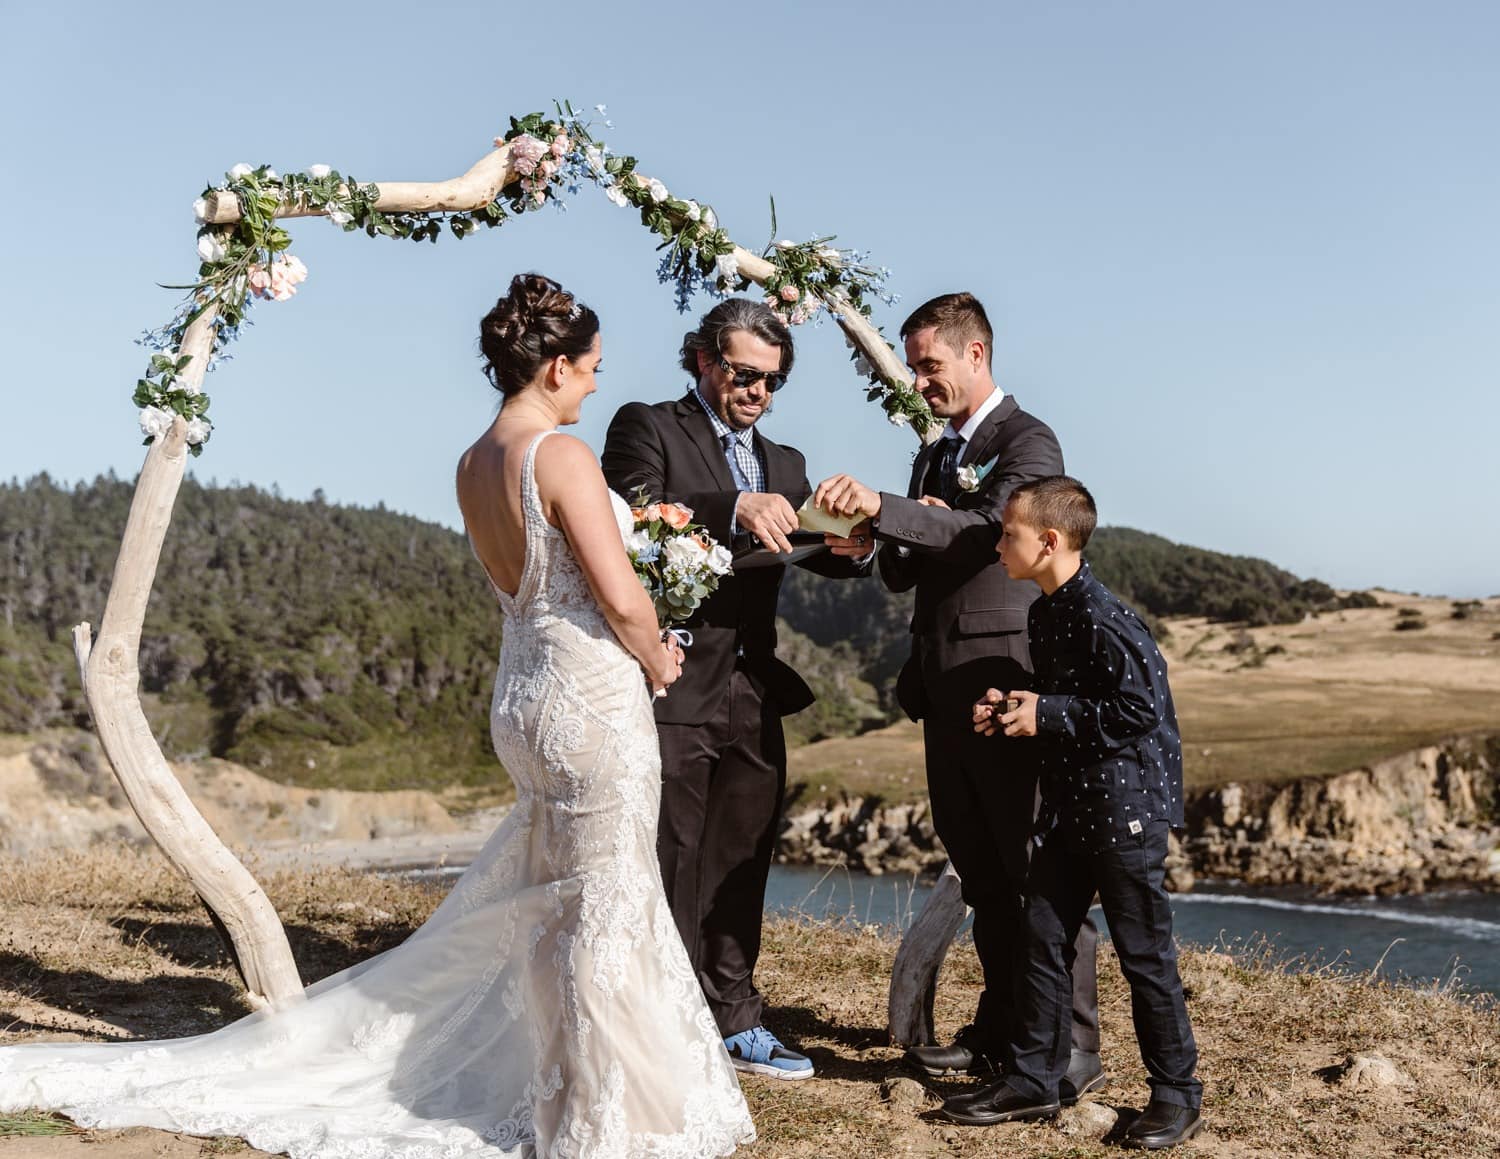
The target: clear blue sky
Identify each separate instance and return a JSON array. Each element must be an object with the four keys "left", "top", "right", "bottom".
[{"left": 3, "top": 1, "right": 1497, "bottom": 597}]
